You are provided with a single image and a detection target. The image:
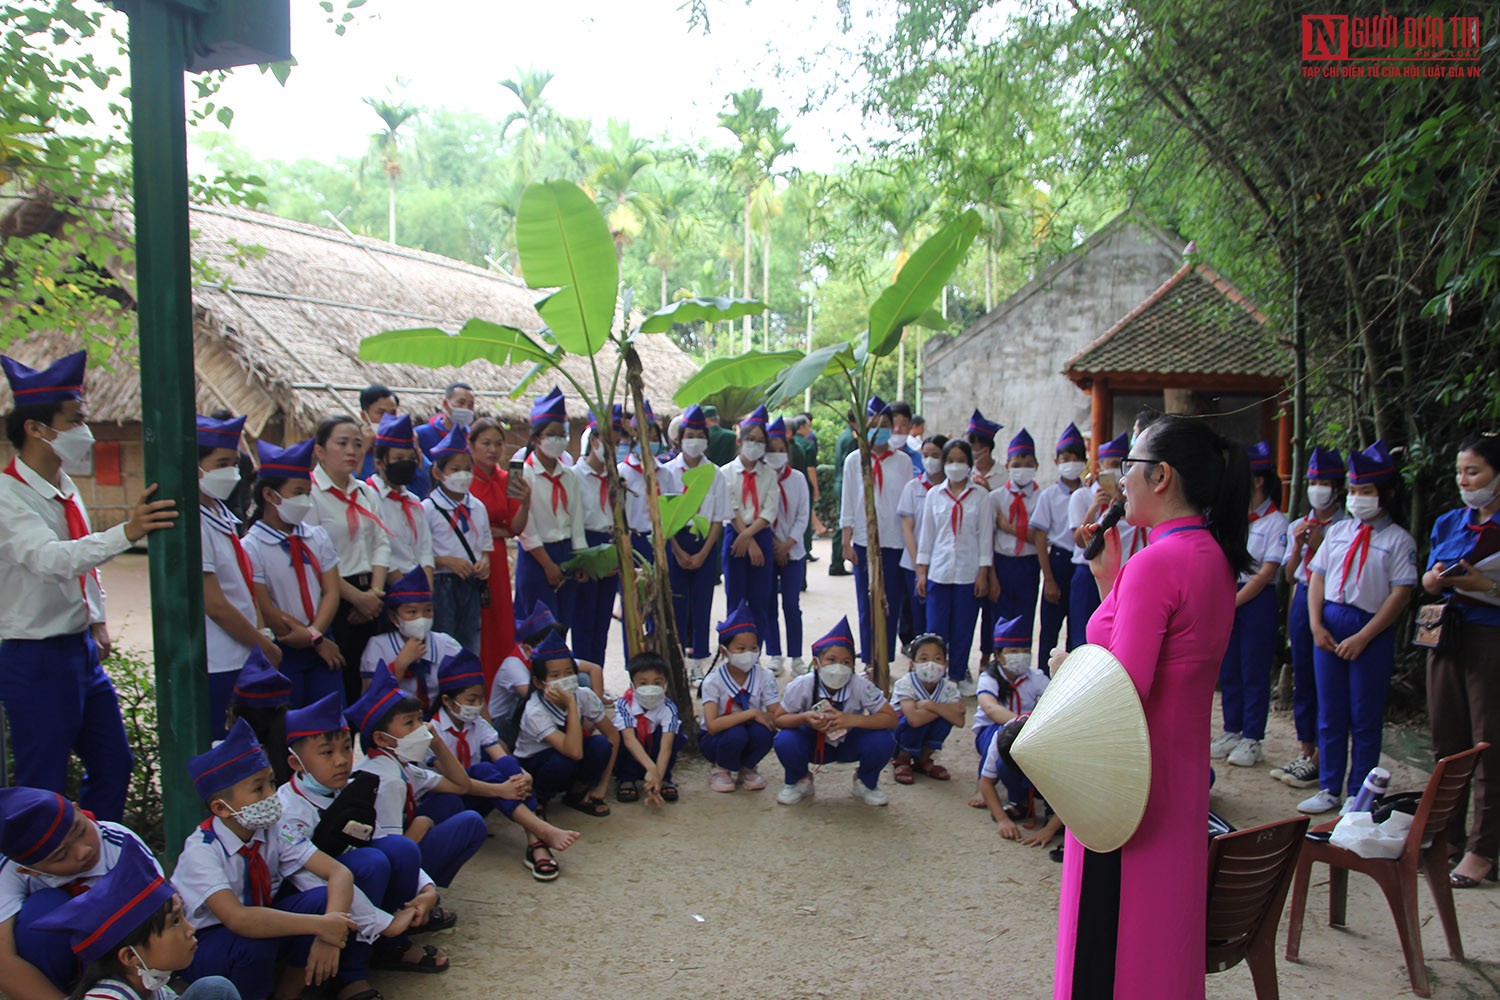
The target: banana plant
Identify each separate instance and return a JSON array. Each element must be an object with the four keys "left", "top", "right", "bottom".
[
  {"left": 673, "top": 209, "right": 980, "bottom": 691},
  {"left": 360, "top": 179, "right": 764, "bottom": 738}
]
